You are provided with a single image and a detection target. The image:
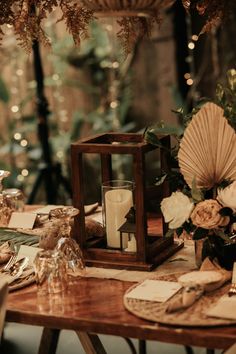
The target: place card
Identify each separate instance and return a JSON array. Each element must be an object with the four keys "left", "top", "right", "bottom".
[
  {"left": 124, "top": 279, "right": 182, "bottom": 303},
  {"left": 17, "top": 245, "right": 42, "bottom": 266},
  {"left": 8, "top": 212, "right": 37, "bottom": 229},
  {"left": 207, "top": 295, "right": 236, "bottom": 320}
]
